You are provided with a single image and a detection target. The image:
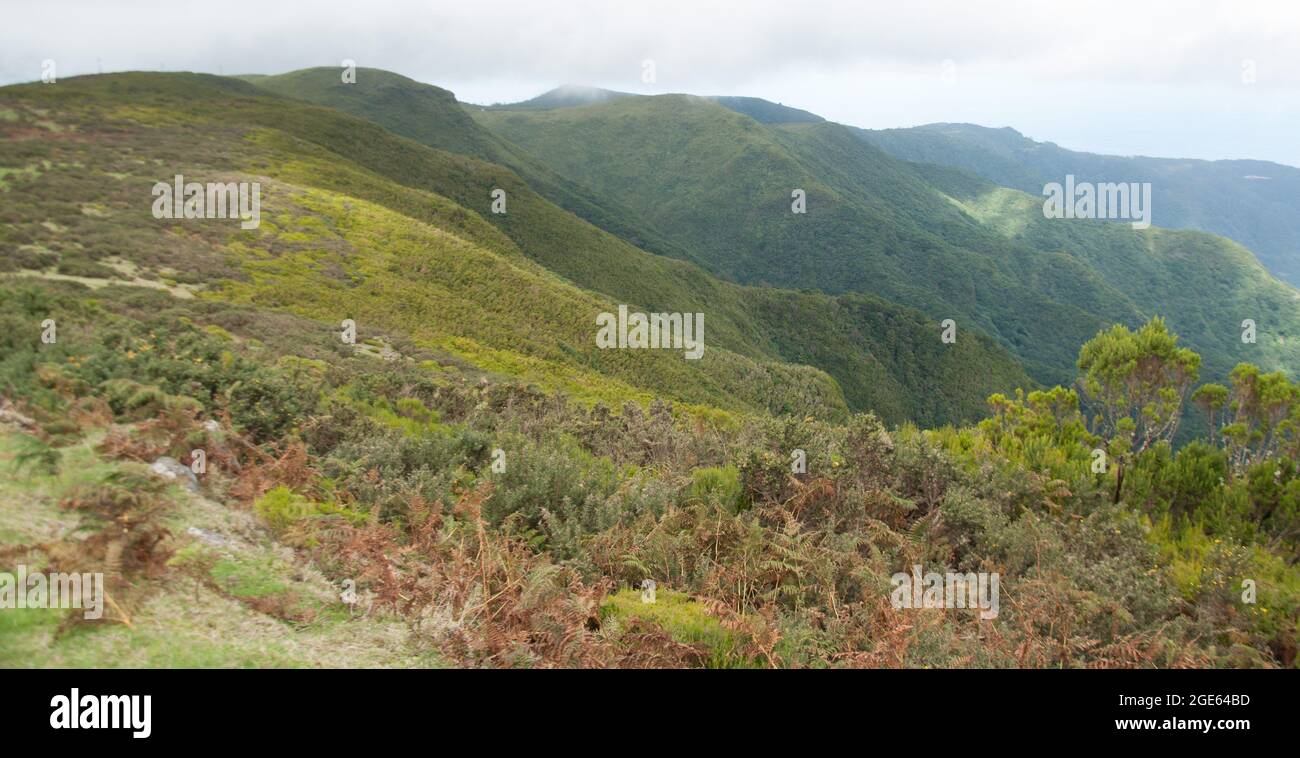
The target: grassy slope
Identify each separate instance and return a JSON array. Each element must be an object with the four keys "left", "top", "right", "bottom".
[
  {"left": 0, "top": 71, "right": 1030, "bottom": 426},
  {"left": 243, "top": 68, "right": 1034, "bottom": 424},
  {"left": 919, "top": 163, "right": 1300, "bottom": 384},
  {"left": 0, "top": 73, "right": 848, "bottom": 419},
  {"left": 472, "top": 95, "right": 1300, "bottom": 387},
  {"left": 244, "top": 68, "right": 687, "bottom": 260},
  {"left": 252, "top": 71, "right": 1035, "bottom": 422}
]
